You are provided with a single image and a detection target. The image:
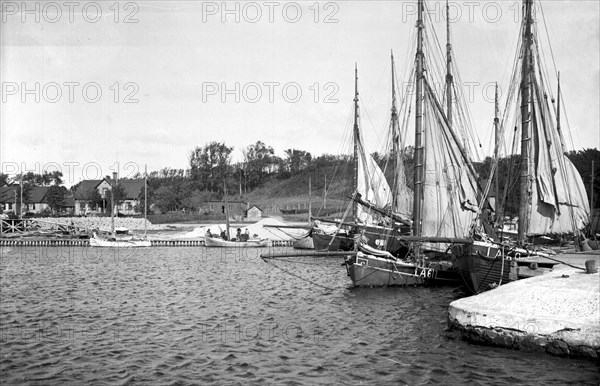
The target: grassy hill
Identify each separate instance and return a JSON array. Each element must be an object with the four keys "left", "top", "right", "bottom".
[{"left": 241, "top": 167, "right": 353, "bottom": 220}]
